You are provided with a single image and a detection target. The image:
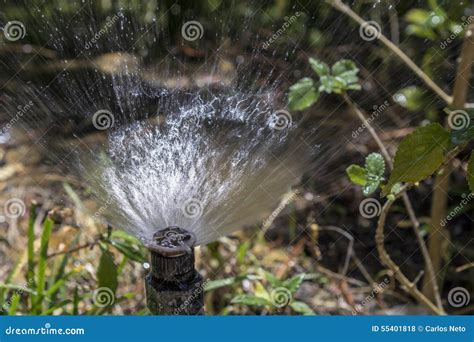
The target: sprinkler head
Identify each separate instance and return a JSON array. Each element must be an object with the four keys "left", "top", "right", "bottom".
[
  {"left": 144, "top": 226, "right": 204, "bottom": 315},
  {"left": 148, "top": 226, "right": 196, "bottom": 257},
  {"left": 144, "top": 226, "right": 197, "bottom": 282}
]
